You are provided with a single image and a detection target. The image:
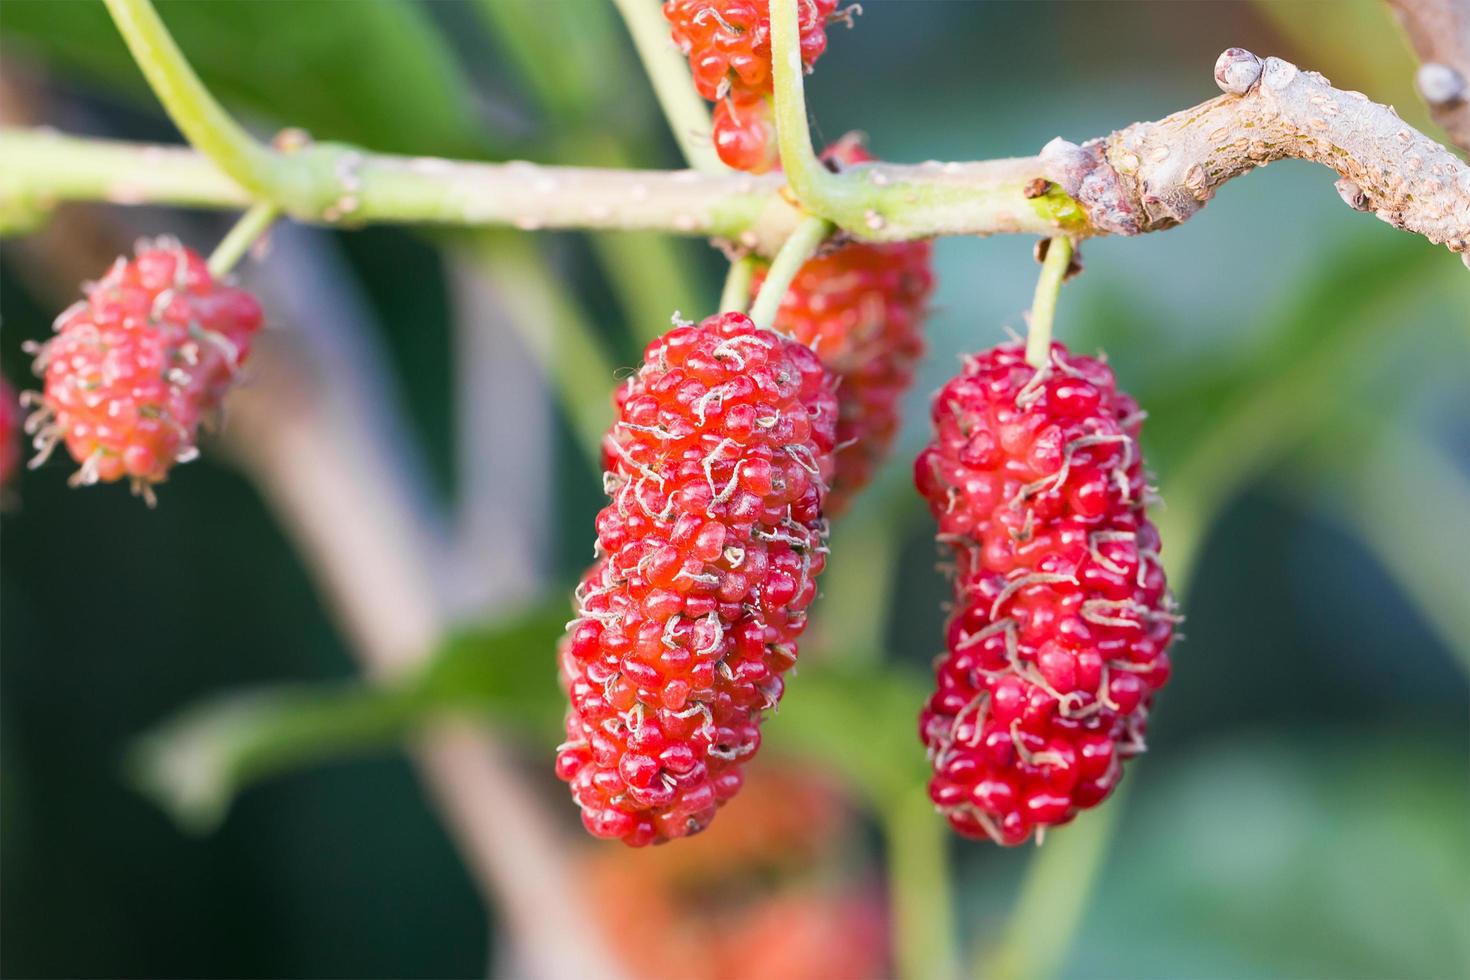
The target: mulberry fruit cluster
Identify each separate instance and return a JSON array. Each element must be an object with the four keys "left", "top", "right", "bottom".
[
  {"left": 663, "top": 0, "right": 841, "bottom": 172},
  {"left": 557, "top": 311, "right": 837, "bottom": 845},
  {"left": 913, "top": 342, "right": 1176, "bottom": 845},
  {"left": 27, "top": 239, "right": 263, "bottom": 501},
  {"left": 756, "top": 140, "right": 934, "bottom": 513}
]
